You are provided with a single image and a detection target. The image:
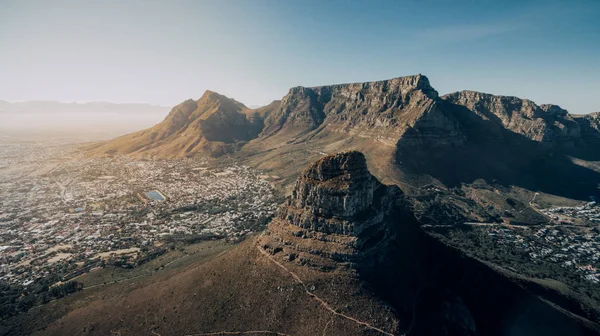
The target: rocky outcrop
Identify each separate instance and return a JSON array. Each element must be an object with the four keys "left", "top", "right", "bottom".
[
  {"left": 259, "top": 151, "right": 405, "bottom": 269},
  {"left": 442, "top": 91, "right": 587, "bottom": 146},
  {"left": 574, "top": 112, "right": 600, "bottom": 143},
  {"left": 261, "top": 75, "right": 464, "bottom": 147}
]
